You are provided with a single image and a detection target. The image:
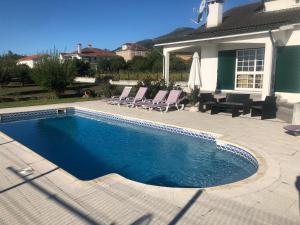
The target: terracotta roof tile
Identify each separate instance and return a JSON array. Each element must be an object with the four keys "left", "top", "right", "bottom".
[
  {"left": 18, "top": 54, "right": 49, "bottom": 62},
  {"left": 72, "top": 48, "right": 116, "bottom": 57}
]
